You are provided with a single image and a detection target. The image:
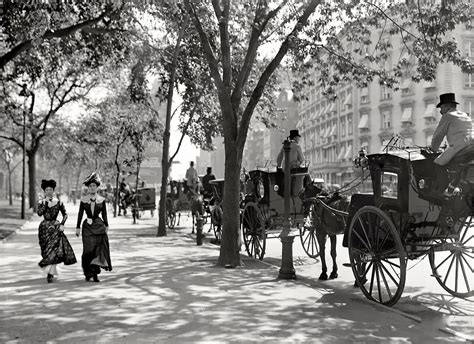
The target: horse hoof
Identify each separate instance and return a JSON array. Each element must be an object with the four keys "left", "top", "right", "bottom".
[
  {"left": 329, "top": 272, "right": 338, "bottom": 279},
  {"left": 318, "top": 272, "right": 328, "bottom": 280}
]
